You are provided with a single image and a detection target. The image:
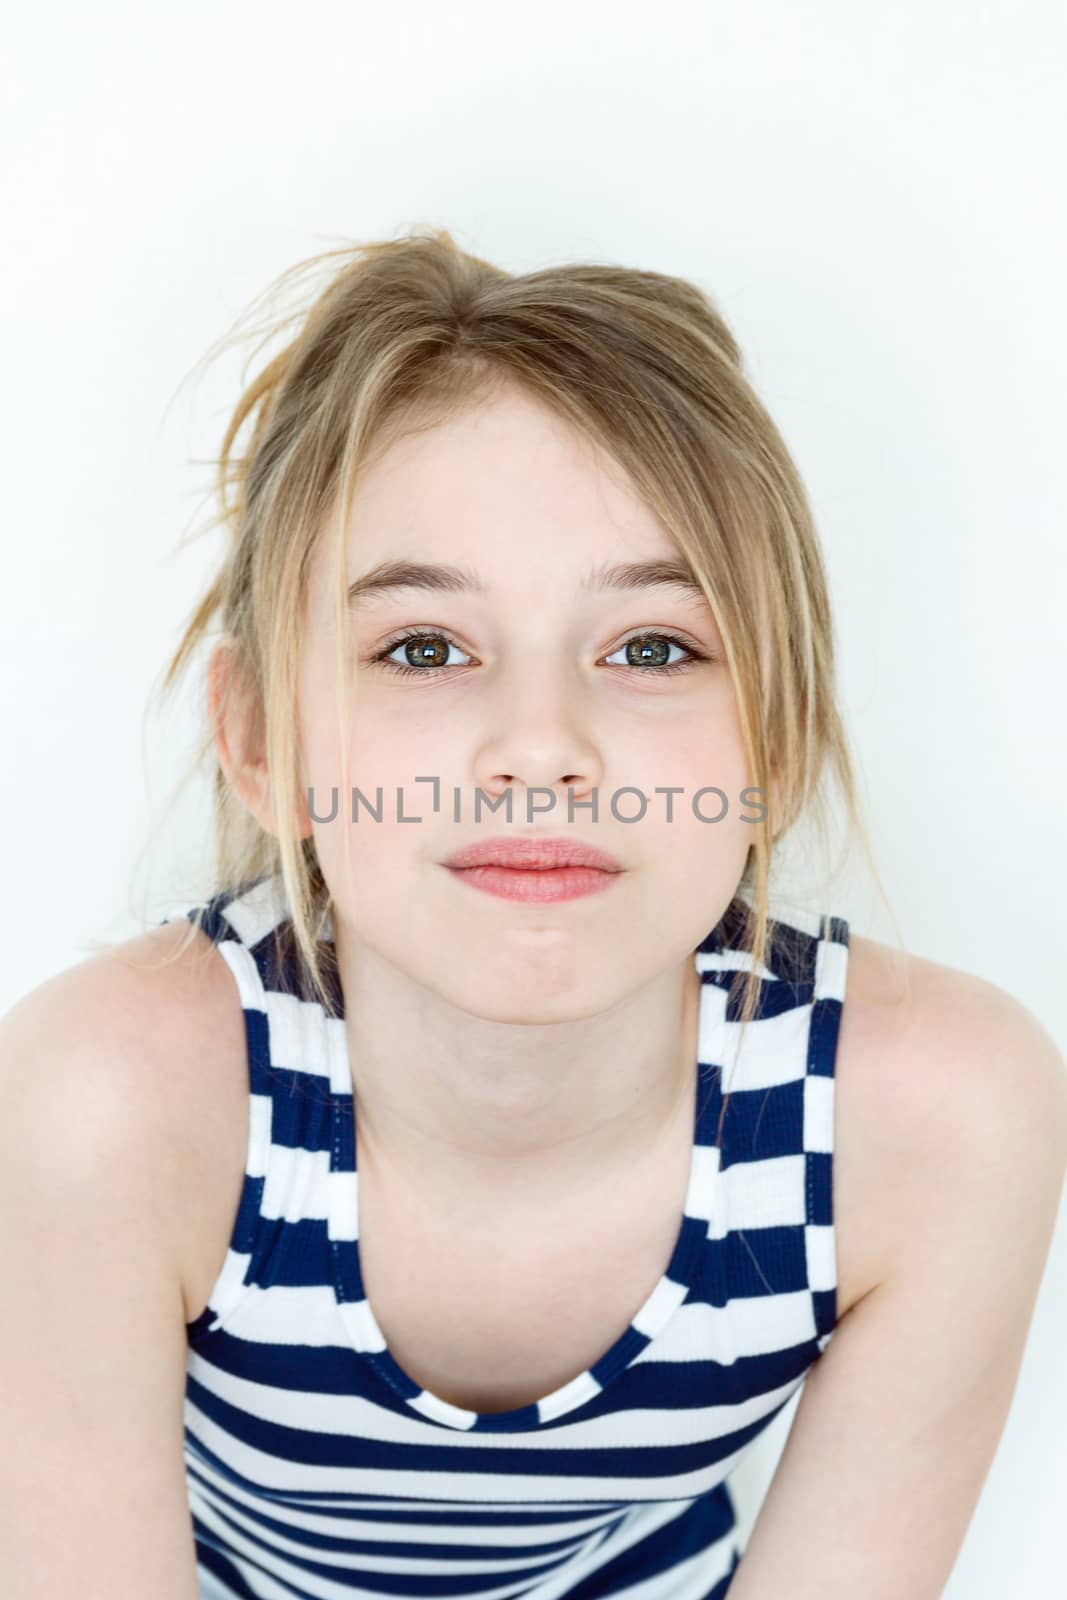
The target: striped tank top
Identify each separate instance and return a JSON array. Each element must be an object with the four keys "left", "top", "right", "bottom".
[{"left": 159, "top": 871, "right": 850, "bottom": 1600}]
